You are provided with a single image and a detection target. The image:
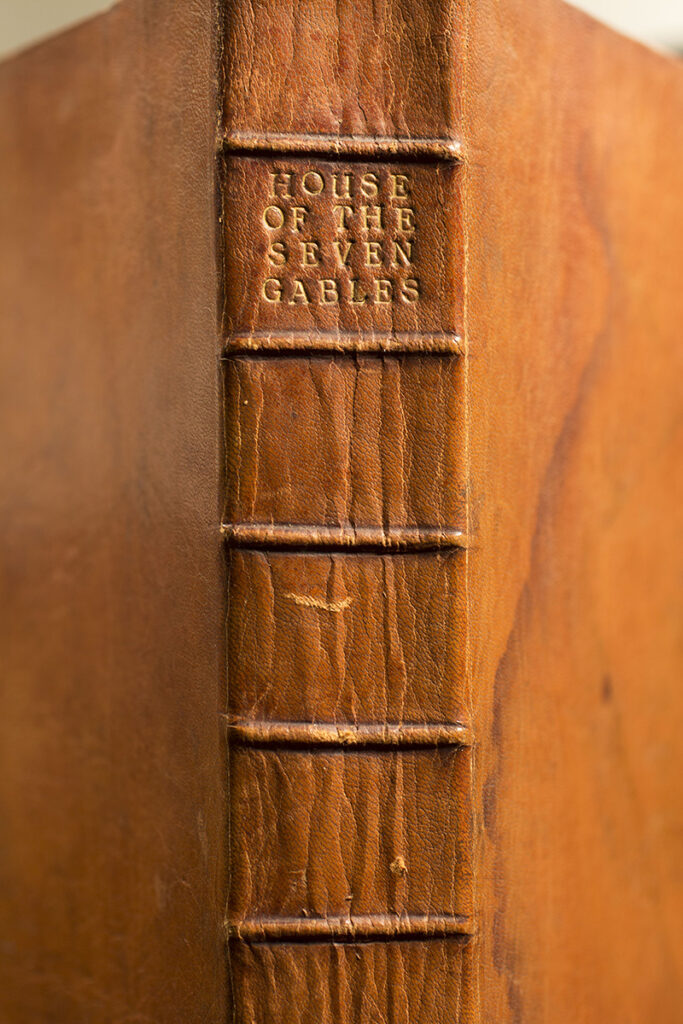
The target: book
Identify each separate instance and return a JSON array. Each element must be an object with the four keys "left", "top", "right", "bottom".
[{"left": 0, "top": 1, "right": 681, "bottom": 1021}]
